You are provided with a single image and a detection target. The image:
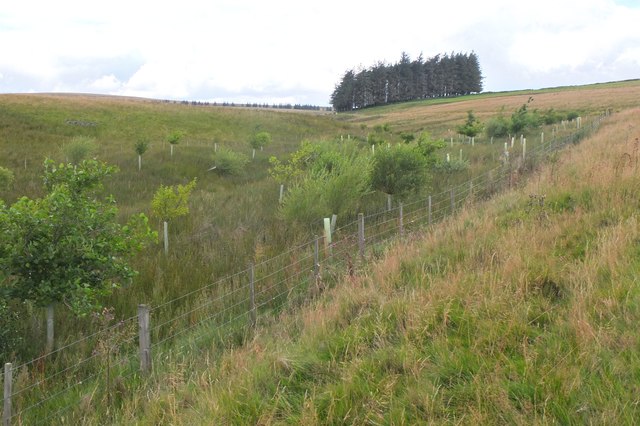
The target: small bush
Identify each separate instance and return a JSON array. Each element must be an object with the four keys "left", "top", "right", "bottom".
[
  {"left": 212, "top": 148, "right": 249, "bottom": 176},
  {"left": 370, "top": 144, "right": 427, "bottom": 197},
  {"left": 566, "top": 111, "right": 580, "bottom": 121},
  {"left": 280, "top": 152, "right": 370, "bottom": 227},
  {"left": 250, "top": 131, "right": 272, "bottom": 150},
  {"left": 61, "top": 136, "right": 97, "bottom": 164},
  {"left": 485, "top": 115, "right": 510, "bottom": 138},
  {"left": 541, "top": 108, "right": 563, "bottom": 125}
]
